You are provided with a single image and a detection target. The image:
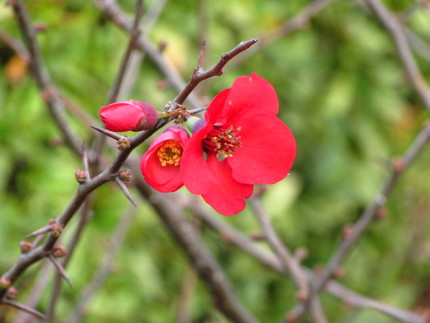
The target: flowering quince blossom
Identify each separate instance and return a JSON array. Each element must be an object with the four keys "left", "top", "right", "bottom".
[
  {"left": 99, "top": 100, "right": 157, "bottom": 132},
  {"left": 180, "top": 73, "right": 296, "bottom": 216},
  {"left": 140, "top": 126, "right": 189, "bottom": 193}
]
